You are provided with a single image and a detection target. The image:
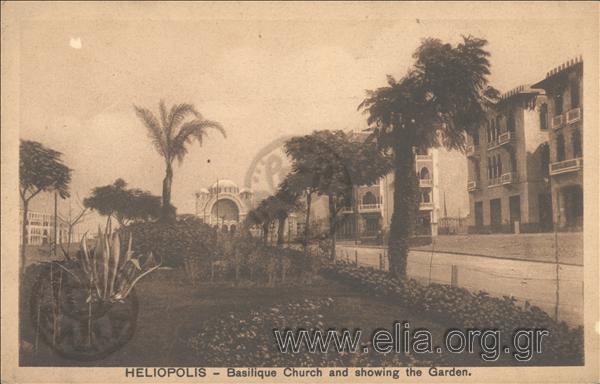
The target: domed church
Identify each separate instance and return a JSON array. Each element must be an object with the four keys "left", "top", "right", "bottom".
[{"left": 194, "top": 179, "right": 254, "bottom": 232}]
